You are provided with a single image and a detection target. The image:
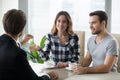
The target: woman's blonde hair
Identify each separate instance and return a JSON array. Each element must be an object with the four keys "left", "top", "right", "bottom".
[{"left": 51, "top": 11, "right": 74, "bottom": 35}]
